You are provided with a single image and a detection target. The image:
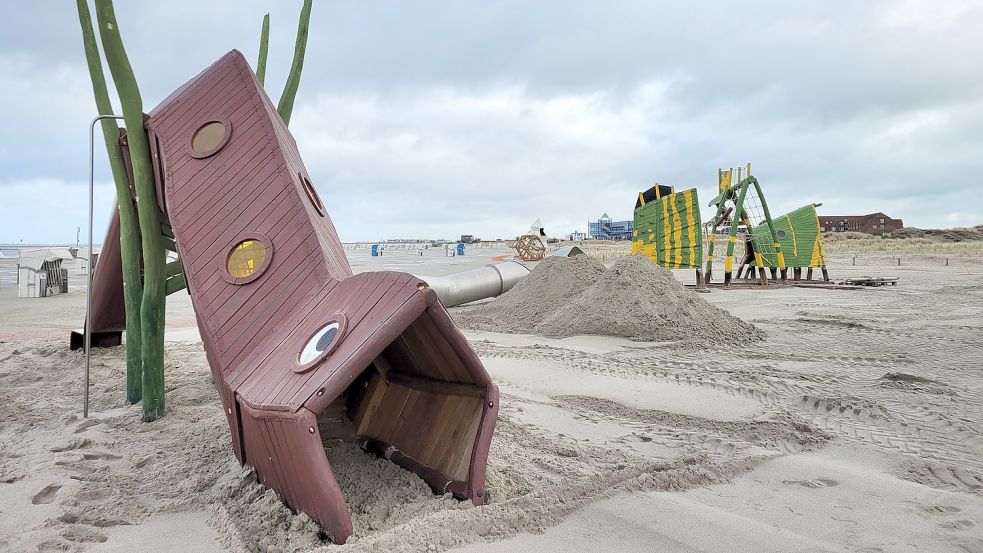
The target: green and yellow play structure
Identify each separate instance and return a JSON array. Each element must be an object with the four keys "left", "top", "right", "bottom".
[
  {"left": 633, "top": 164, "right": 829, "bottom": 288},
  {"left": 631, "top": 183, "right": 705, "bottom": 287}
]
